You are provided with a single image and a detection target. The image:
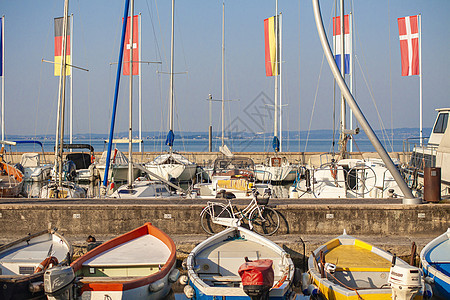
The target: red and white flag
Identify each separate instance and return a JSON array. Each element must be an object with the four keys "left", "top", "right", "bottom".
[
  {"left": 398, "top": 15, "right": 420, "bottom": 76},
  {"left": 123, "top": 15, "right": 139, "bottom": 76}
]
